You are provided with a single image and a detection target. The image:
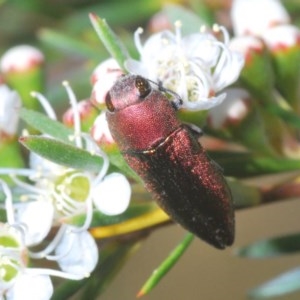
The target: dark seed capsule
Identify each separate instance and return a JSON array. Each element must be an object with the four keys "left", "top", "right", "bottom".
[{"left": 105, "top": 74, "right": 235, "bottom": 249}]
